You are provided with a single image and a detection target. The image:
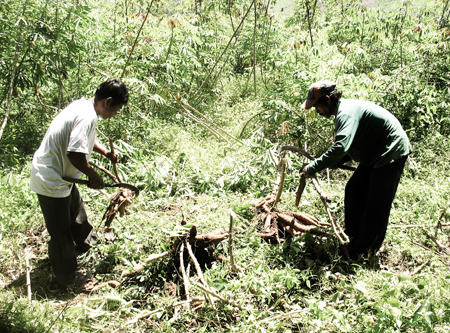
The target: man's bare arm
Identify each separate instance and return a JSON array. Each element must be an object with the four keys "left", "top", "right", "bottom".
[{"left": 67, "top": 152, "right": 104, "bottom": 189}]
